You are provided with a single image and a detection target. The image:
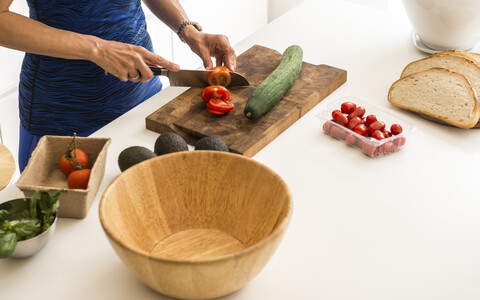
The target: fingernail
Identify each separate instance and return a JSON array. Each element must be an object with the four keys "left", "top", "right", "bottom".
[{"left": 173, "top": 64, "right": 180, "bottom": 71}]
